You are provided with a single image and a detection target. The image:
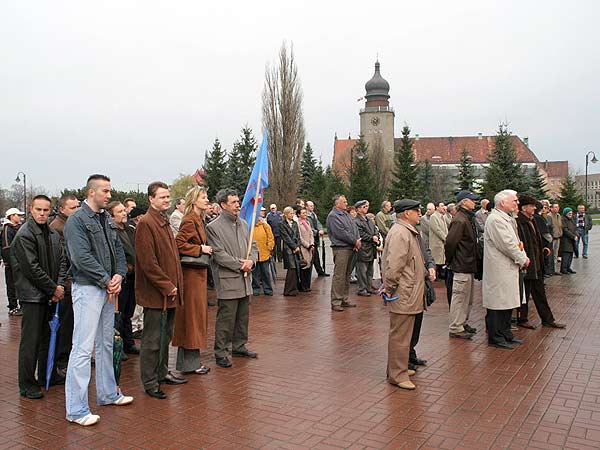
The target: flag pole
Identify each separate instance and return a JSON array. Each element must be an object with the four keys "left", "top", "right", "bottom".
[{"left": 243, "top": 172, "right": 262, "bottom": 277}]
